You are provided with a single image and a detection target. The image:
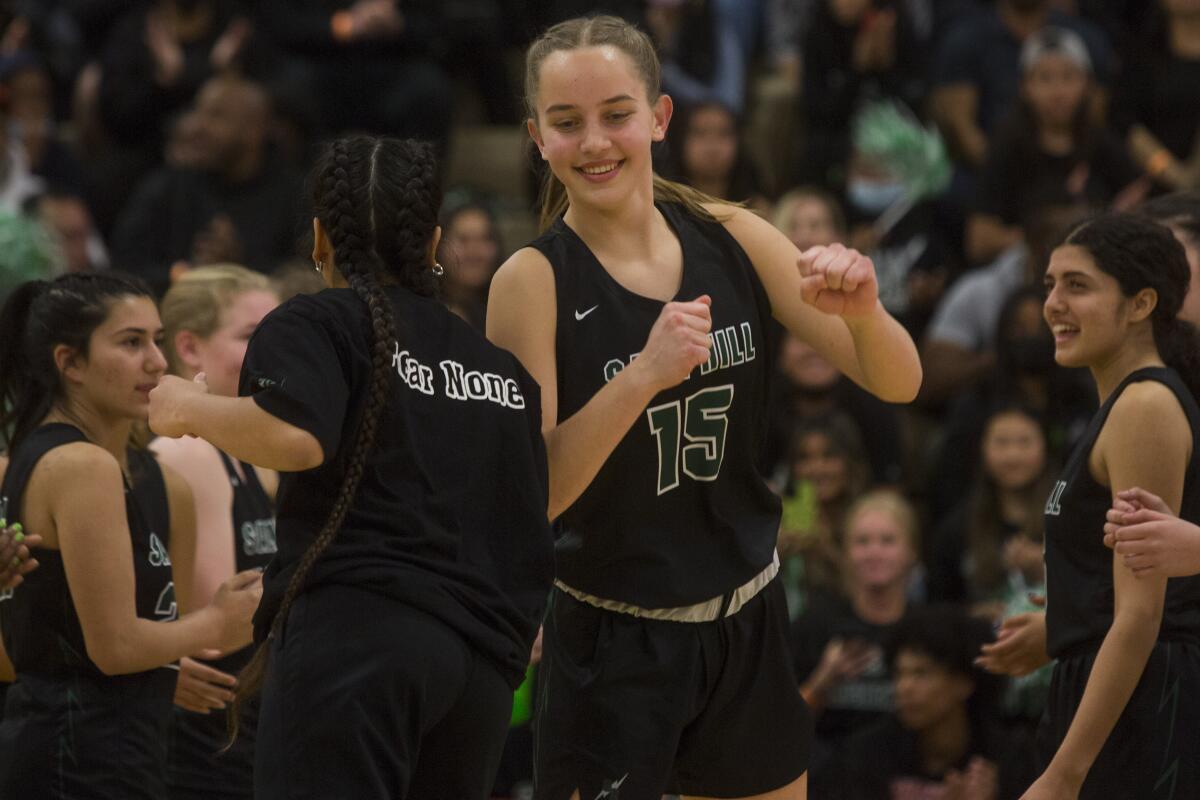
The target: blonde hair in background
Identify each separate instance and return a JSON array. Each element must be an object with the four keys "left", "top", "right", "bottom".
[
  {"left": 772, "top": 186, "right": 846, "bottom": 238},
  {"left": 844, "top": 488, "right": 921, "bottom": 556},
  {"left": 160, "top": 264, "right": 273, "bottom": 376},
  {"left": 524, "top": 14, "right": 732, "bottom": 231}
]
